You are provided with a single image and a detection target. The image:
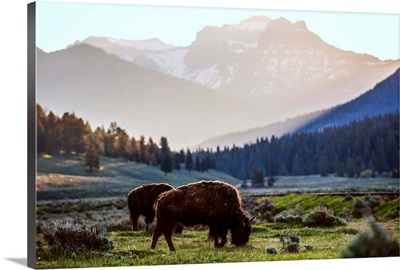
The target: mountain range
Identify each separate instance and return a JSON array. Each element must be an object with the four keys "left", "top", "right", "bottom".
[
  {"left": 198, "top": 68, "right": 400, "bottom": 149},
  {"left": 297, "top": 68, "right": 400, "bottom": 133},
  {"left": 37, "top": 45, "right": 261, "bottom": 149},
  {"left": 37, "top": 16, "right": 399, "bottom": 149}
]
